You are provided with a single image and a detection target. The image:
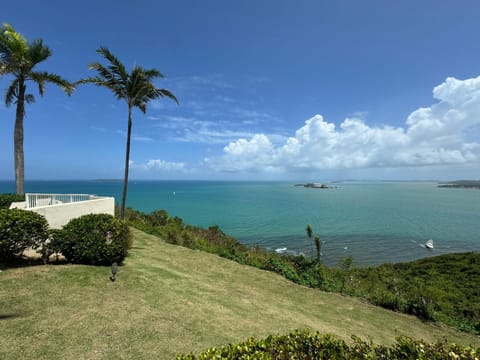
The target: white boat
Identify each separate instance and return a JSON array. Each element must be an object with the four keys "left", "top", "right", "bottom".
[
  {"left": 424, "top": 239, "right": 434, "bottom": 249},
  {"left": 275, "top": 247, "right": 287, "bottom": 254}
]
